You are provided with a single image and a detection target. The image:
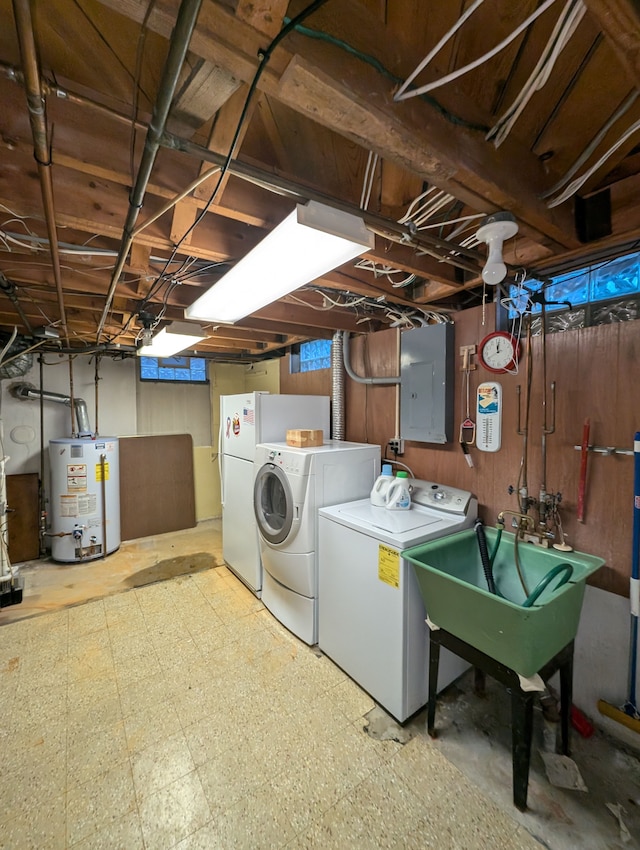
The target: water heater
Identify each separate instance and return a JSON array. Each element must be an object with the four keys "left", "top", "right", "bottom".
[{"left": 49, "top": 437, "right": 121, "bottom": 562}]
